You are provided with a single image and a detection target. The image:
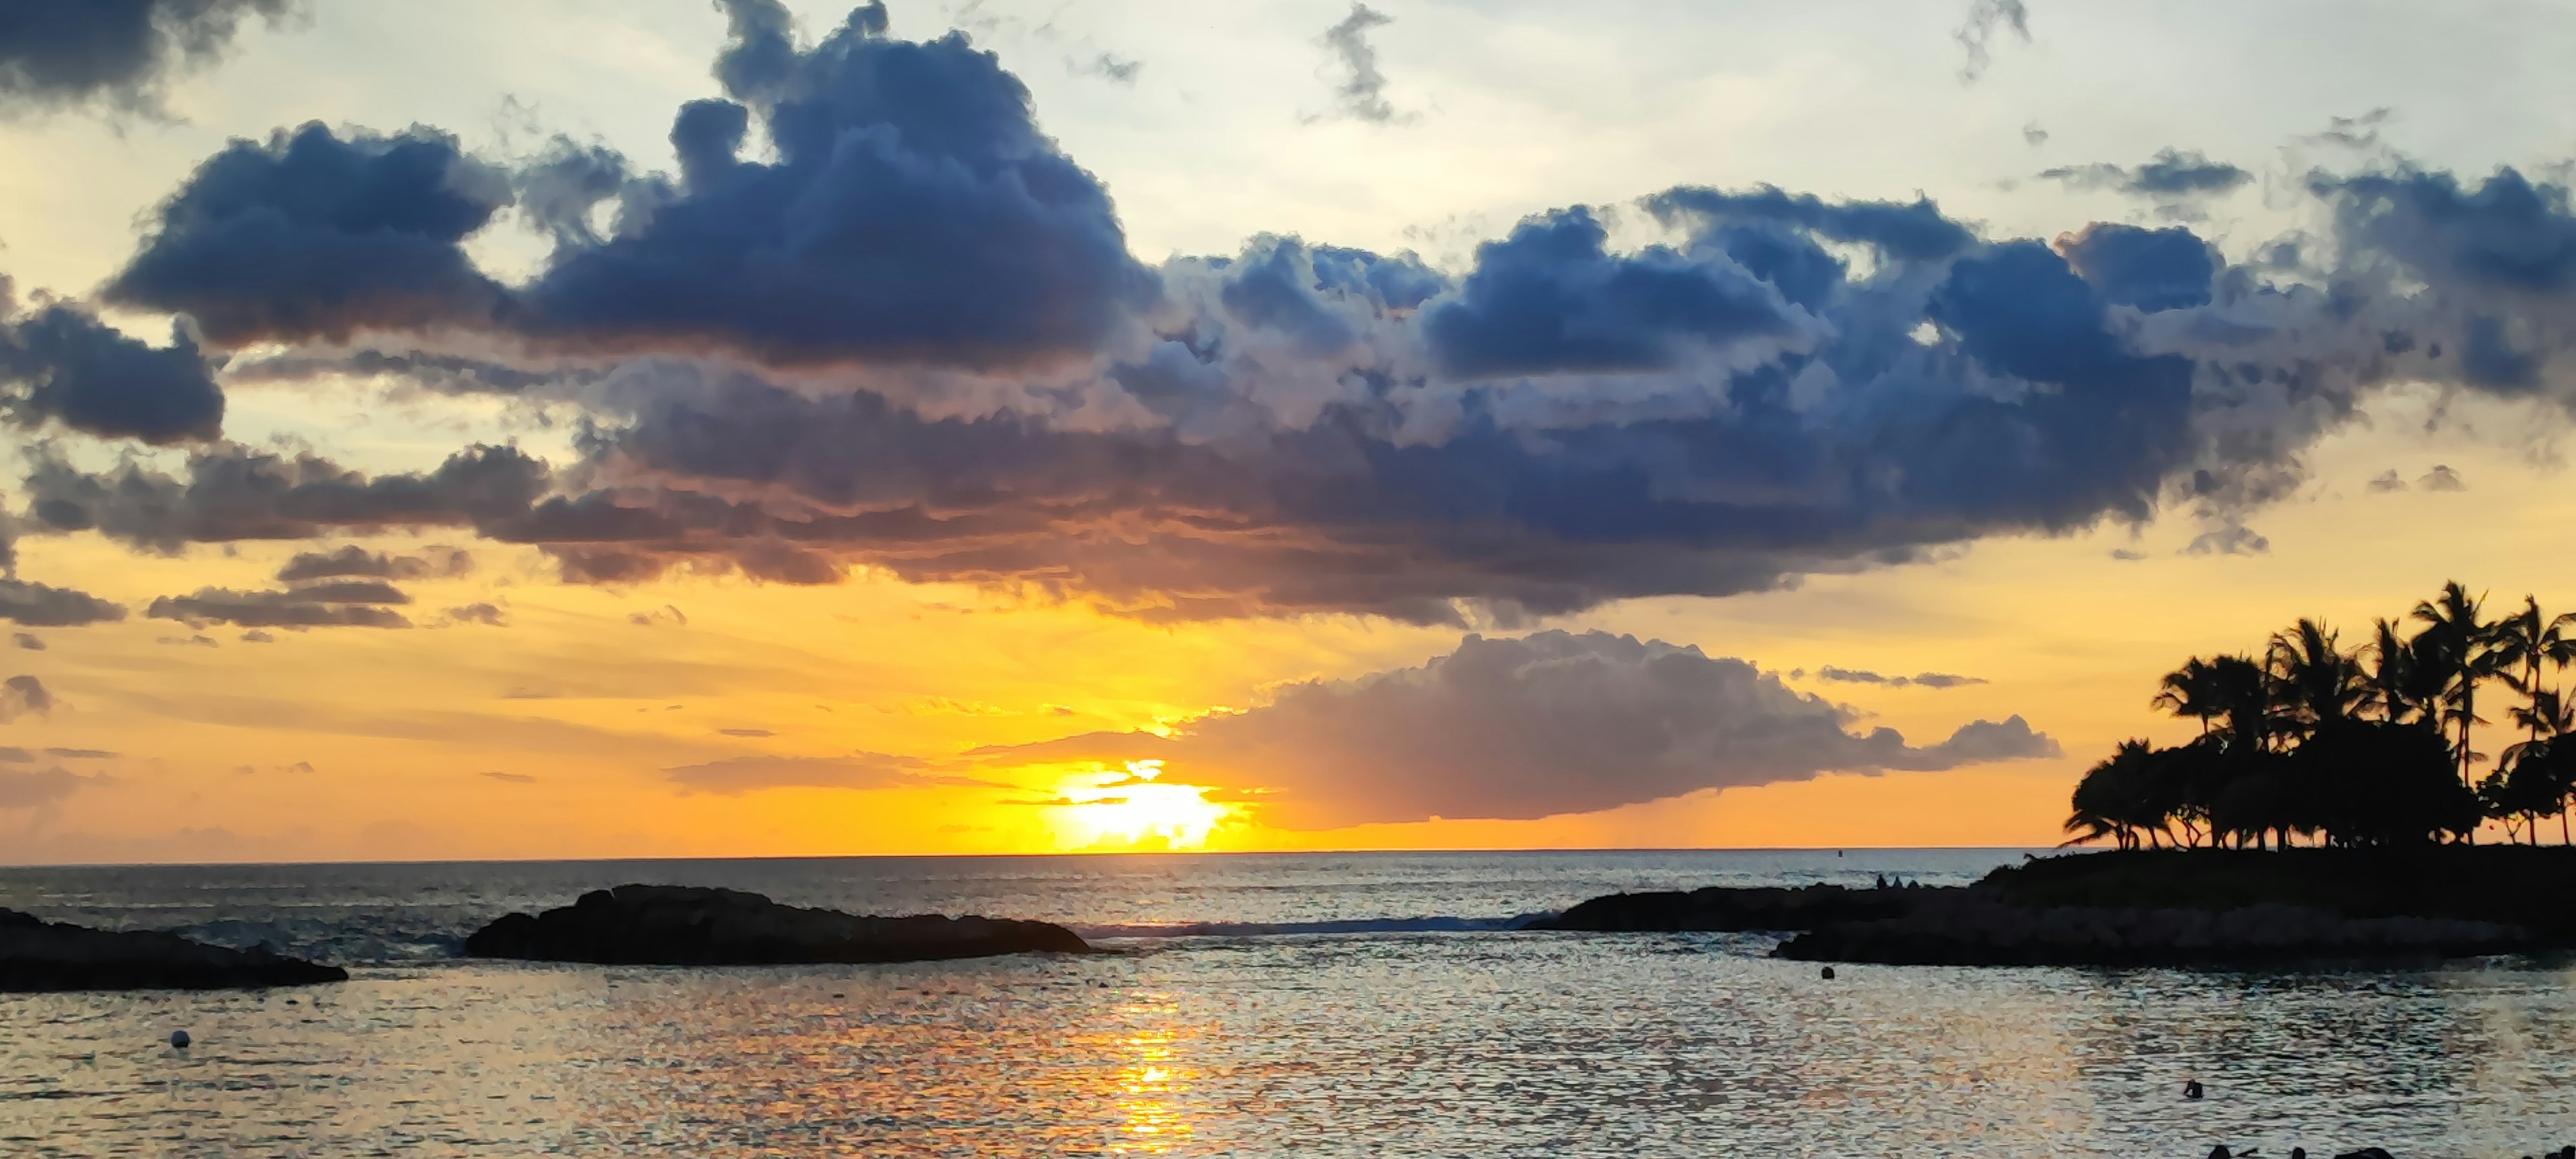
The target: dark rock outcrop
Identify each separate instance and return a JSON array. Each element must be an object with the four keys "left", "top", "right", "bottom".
[
  {"left": 463, "top": 885, "right": 1090, "bottom": 965},
  {"left": 0, "top": 909, "right": 347, "bottom": 991},
  {"left": 1528, "top": 884, "right": 1915, "bottom": 932},
  {"left": 1774, "top": 896, "right": 2529, "bottom": 967}
]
